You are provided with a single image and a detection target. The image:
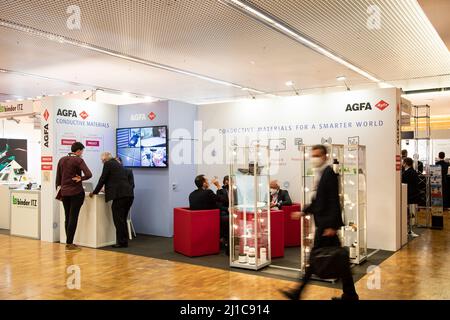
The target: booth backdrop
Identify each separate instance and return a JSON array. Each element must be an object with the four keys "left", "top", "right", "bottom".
[
  {"left": 40, "top": 97, "right": 118, "bottom": 242},
  {"left": 197, "top": 88, "right": 402, "bottom": 251},
  {"left": 118, "top": 100, "right": 197, "bottom": 237}
]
